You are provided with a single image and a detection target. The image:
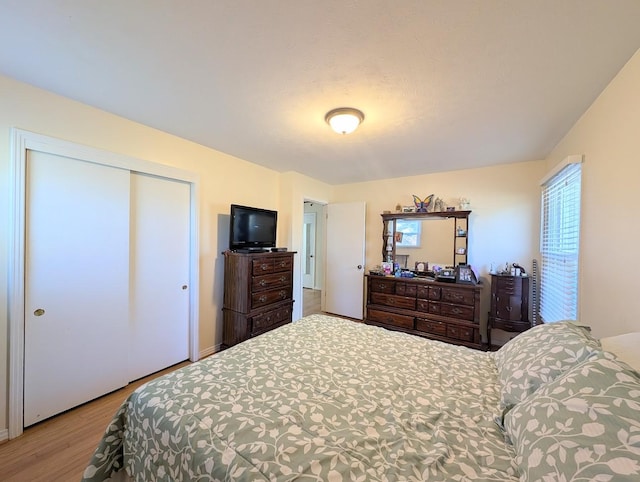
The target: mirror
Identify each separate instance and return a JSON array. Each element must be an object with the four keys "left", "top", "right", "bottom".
[
  {"left": 396, "top": 217, "right": 454, "bottom": 268},
  {"left": 382, "top": 211, "right": 470, "bottom": 270}
]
